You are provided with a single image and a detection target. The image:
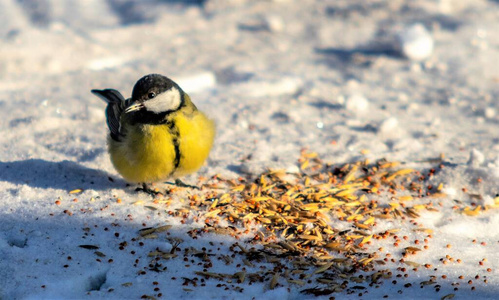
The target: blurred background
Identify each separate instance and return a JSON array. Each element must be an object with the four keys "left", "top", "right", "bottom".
[{"left": 1, "top": 0, "right": 499, "bottom": 175}]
